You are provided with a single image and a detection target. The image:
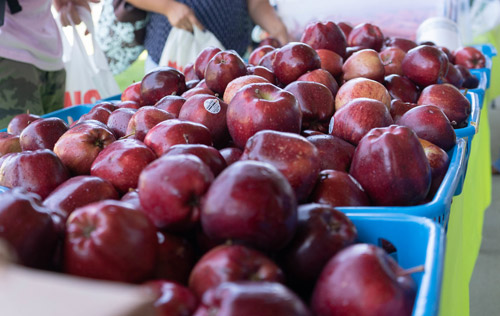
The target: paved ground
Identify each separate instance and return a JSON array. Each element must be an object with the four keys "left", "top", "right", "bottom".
[{"left": 469, "top": 100, "right": 500, "bottom": 315}]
